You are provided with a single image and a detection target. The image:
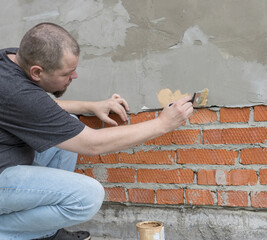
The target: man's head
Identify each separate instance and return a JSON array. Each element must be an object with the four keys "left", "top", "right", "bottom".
[{"left": 16, "top": 22, "right": 80, "bottom": 97}]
